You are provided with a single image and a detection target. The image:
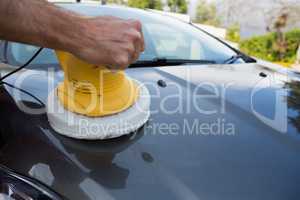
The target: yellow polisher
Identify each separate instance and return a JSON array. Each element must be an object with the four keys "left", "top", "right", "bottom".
[{"left": 46, "top": 51, "right": 150, "bottom": 140}]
